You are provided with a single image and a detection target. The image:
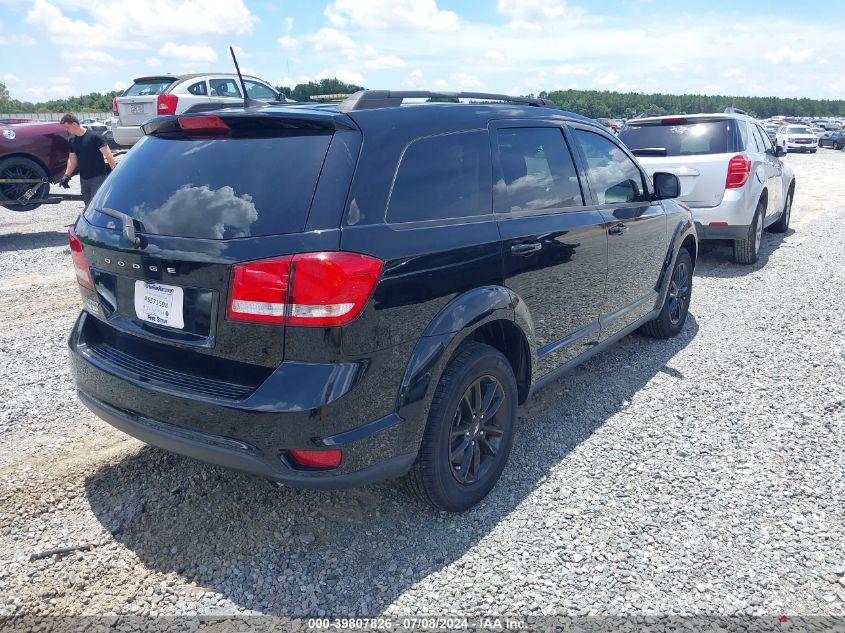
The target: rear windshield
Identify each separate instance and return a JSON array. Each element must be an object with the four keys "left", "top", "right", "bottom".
[
  {"left": 86, "top": 133, "right": 333, "bottom": 239},
  {"left": 619, "top": 120, "right": 735, "bottom": 156},
  {"left": 123, "top": 80, "right": 174, "bottom": 97}
]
